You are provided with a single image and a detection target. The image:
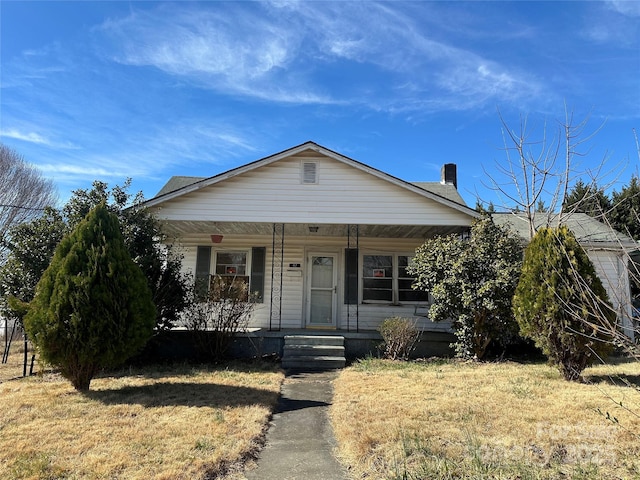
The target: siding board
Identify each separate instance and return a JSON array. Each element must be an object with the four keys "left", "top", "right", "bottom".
[{"left": 152, "top": 153, "right": 473, "bottom": 226}]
